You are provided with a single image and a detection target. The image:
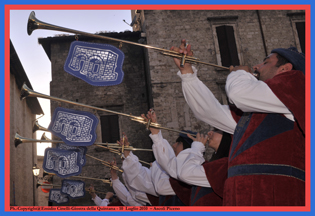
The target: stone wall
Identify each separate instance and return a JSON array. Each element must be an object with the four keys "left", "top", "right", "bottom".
[{"left": 10, "top": 74, "right": 37, "bottom": 206}]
